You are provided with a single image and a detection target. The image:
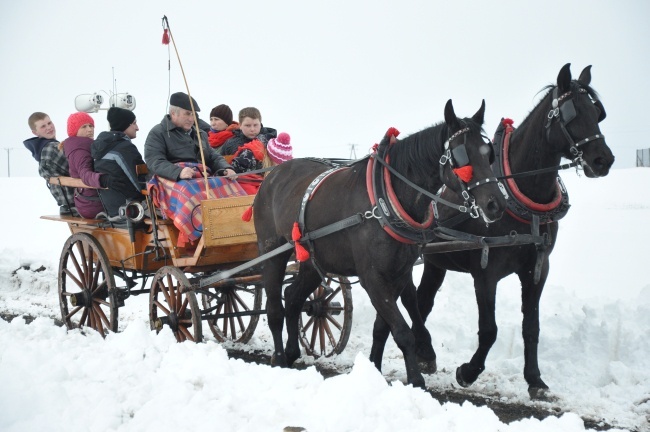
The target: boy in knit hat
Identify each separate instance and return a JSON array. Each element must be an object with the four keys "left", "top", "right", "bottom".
[
  {"left": 91, "top": 107, "right": 145, "bottom": 217},
  {"left": 23, "top": 112, "right": 77, "bottom": 215}
]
